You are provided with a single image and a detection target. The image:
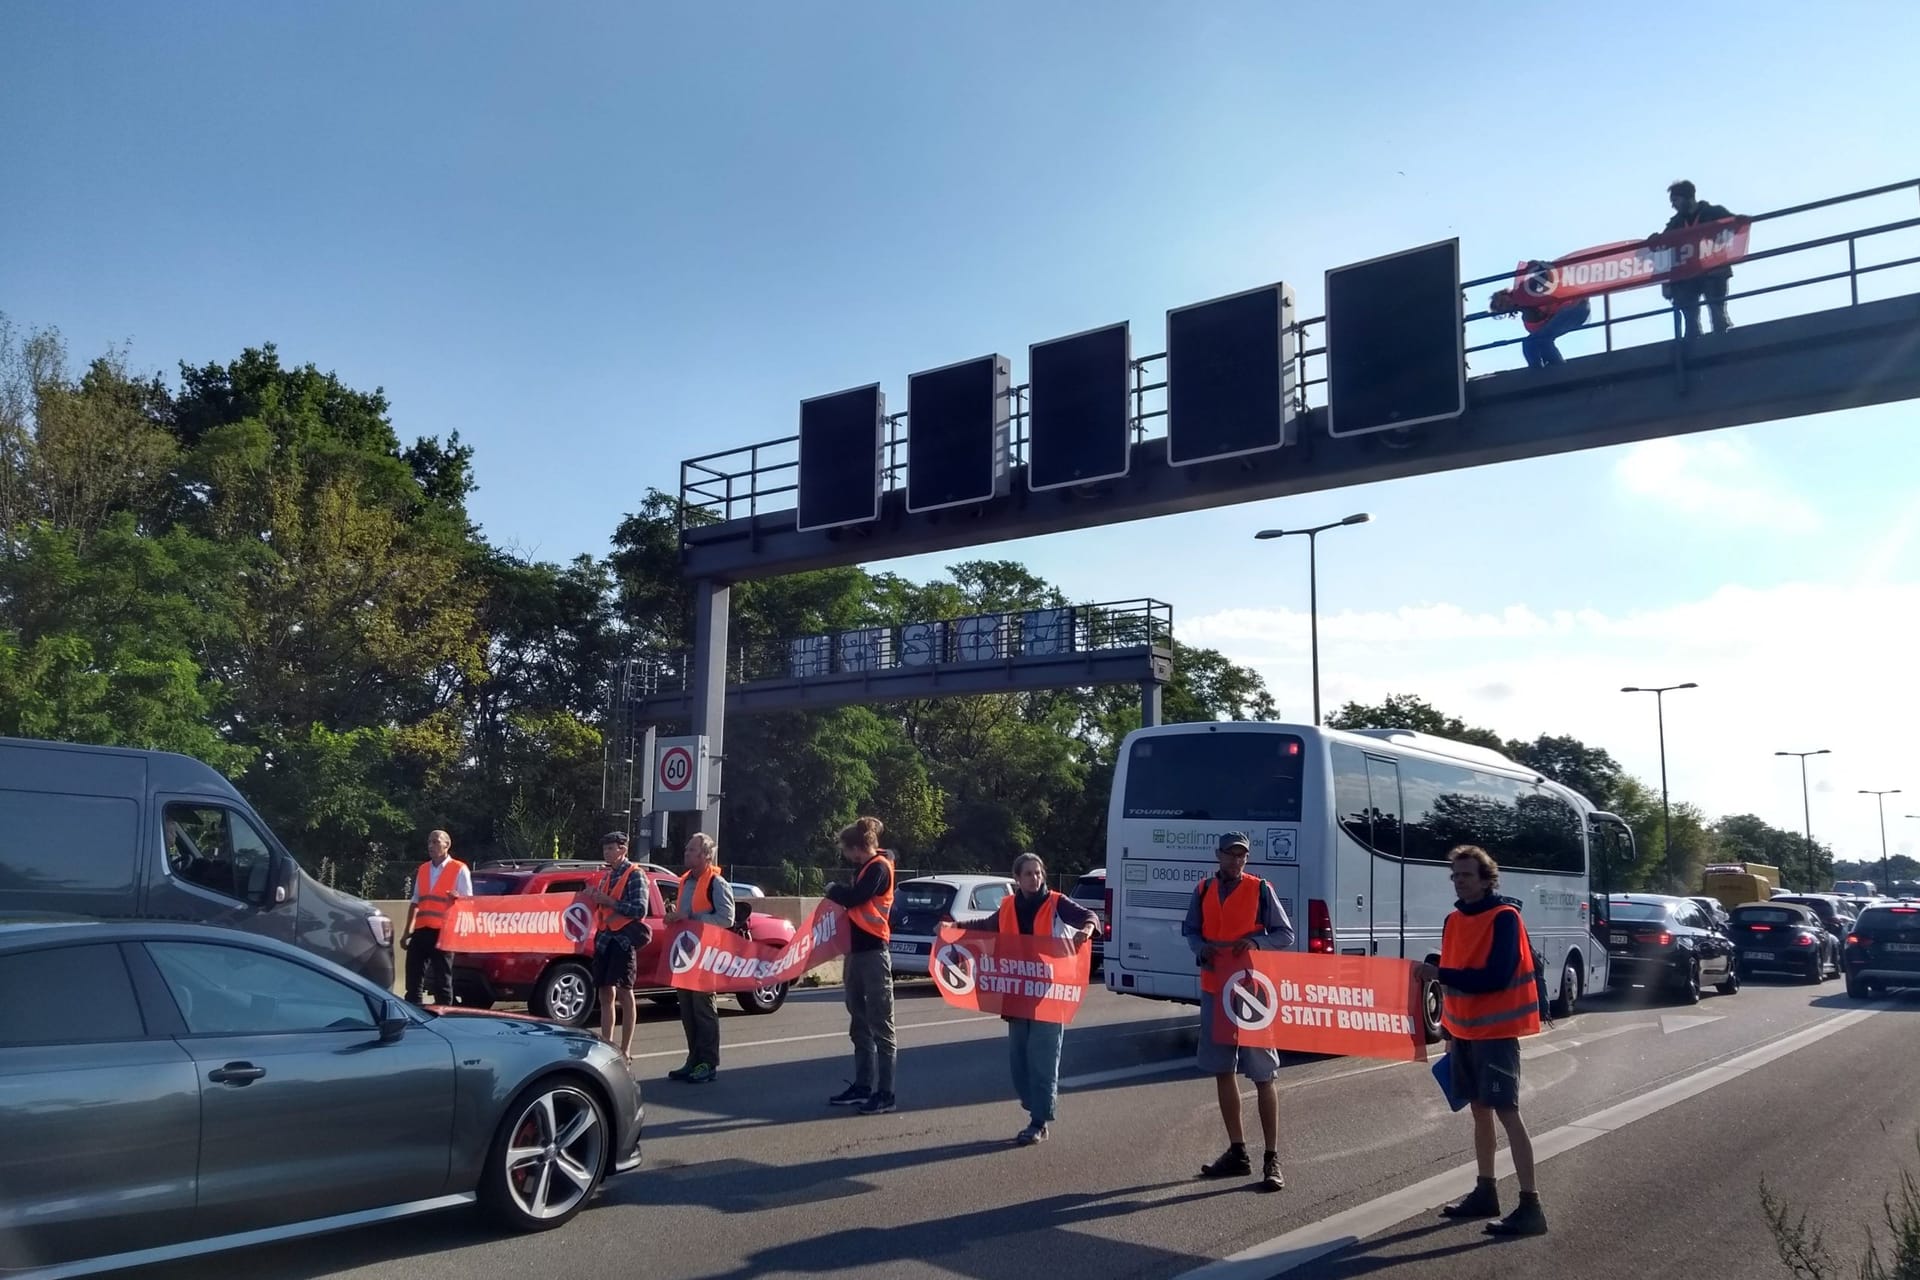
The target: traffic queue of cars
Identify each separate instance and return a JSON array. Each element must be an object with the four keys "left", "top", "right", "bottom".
[{"left": 1600, "top": 888, "right": 1920, "bottom": 1003}]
